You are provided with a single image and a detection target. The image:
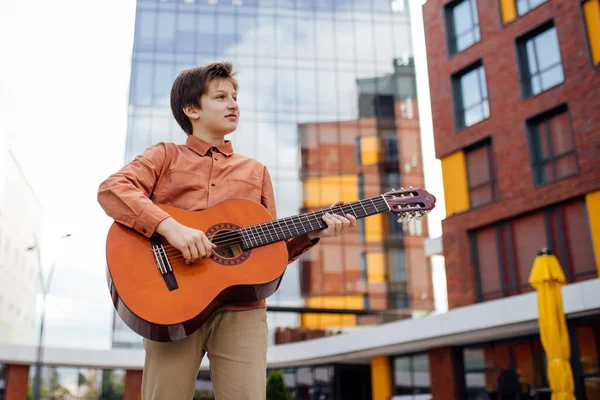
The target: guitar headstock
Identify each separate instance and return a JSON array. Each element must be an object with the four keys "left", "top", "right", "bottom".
[{"left": 383, "top": 187, "right": 436, "bottom": 222}]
